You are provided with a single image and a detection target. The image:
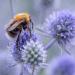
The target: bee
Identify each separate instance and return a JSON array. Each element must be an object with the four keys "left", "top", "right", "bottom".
[
  {"left": 6, "top": 13, "right": 33, "bottom": 39},
  {"left": 5, "top": 13, "right": 33, "bottom": 53}
]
